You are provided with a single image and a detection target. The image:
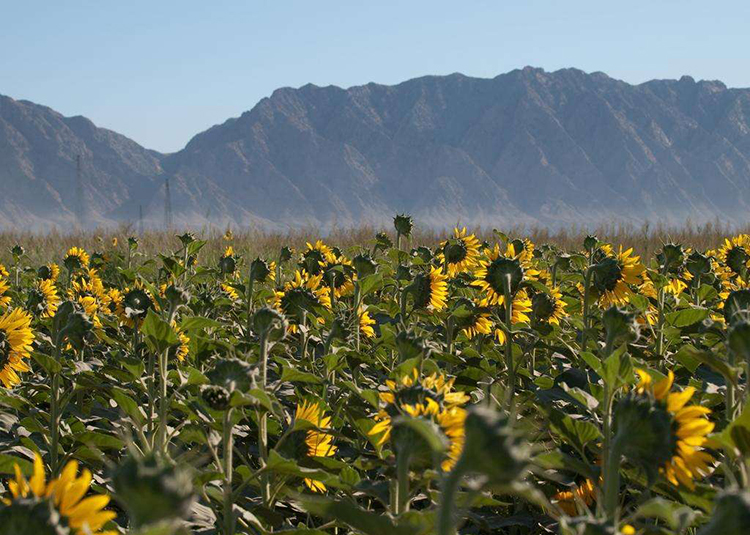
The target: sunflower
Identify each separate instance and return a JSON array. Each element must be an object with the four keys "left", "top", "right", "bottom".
[
  {"left": 369, "top": 370, "right": 469, "bottom": 471},
  {"left": 531, "top": 286, "right": 567, "bottom": 325},
  {"left": 0, "top": 275, "right": 10, "bottom": 309},
  {"left": 411, "top": 266, "right": 448, "bottom": 311},
  {"left": 64, "top": 247, "right": 90, "bottom": 270},
  {"left": 481, "top": 289, "right": 532, "bottom": 344},
  {"left": 221, "top": 283, "right": 239, "bottom": 300},
  {"left": 3, "top": 453, "right": 116, "bottom": 534},
  {"left": 223, "top": 246, "right": 234, "bottom": 258},
  {"left": 172, "top": 321, "right": 190, "bottom": 361},
  {"left": 439, "top": 227, "right": 481, "bottom": 277},
  {"left": 302, "top": 241, "right": 336, "bottom": 275},
  {"left": 323, "top": 254, "right": 356, "bottom": 298},
  {"left": 552, "top": 478, "right": 597, "bottom": 516},
  {"left": 37, "top": 278, "right": 60, "bottom": 318},
  {"left": 0, "top": 308, "right": 34, "bottom": 388},
  {"left": 717, "top": 234, "right": 750, "bottom": 277},
  {"left": 471, "top": 245, "right": 525, "bottom": 306},
  {"left": 37, "top": 263, "right": 61, "bottom": 282},
  {"left": 272, "top": 270, "right": 332, "bottom": 332},
  {"left": 359, "top": 307, "right": 376, "bottom": 338},
  {"left": 590, "top": 246, "right": 646, "bottom": 308},
  {"left": 68, "top": 269, "right": 110, "bottom": 328},
  {"left": 630, "top": 369, "right": 714, "bottom": 489},
  {"left": 295, "top": 401, "right": 337, "bottom": 492},
  {"left": 461, "top": 307, "right": 493, "bottom": 339}
]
